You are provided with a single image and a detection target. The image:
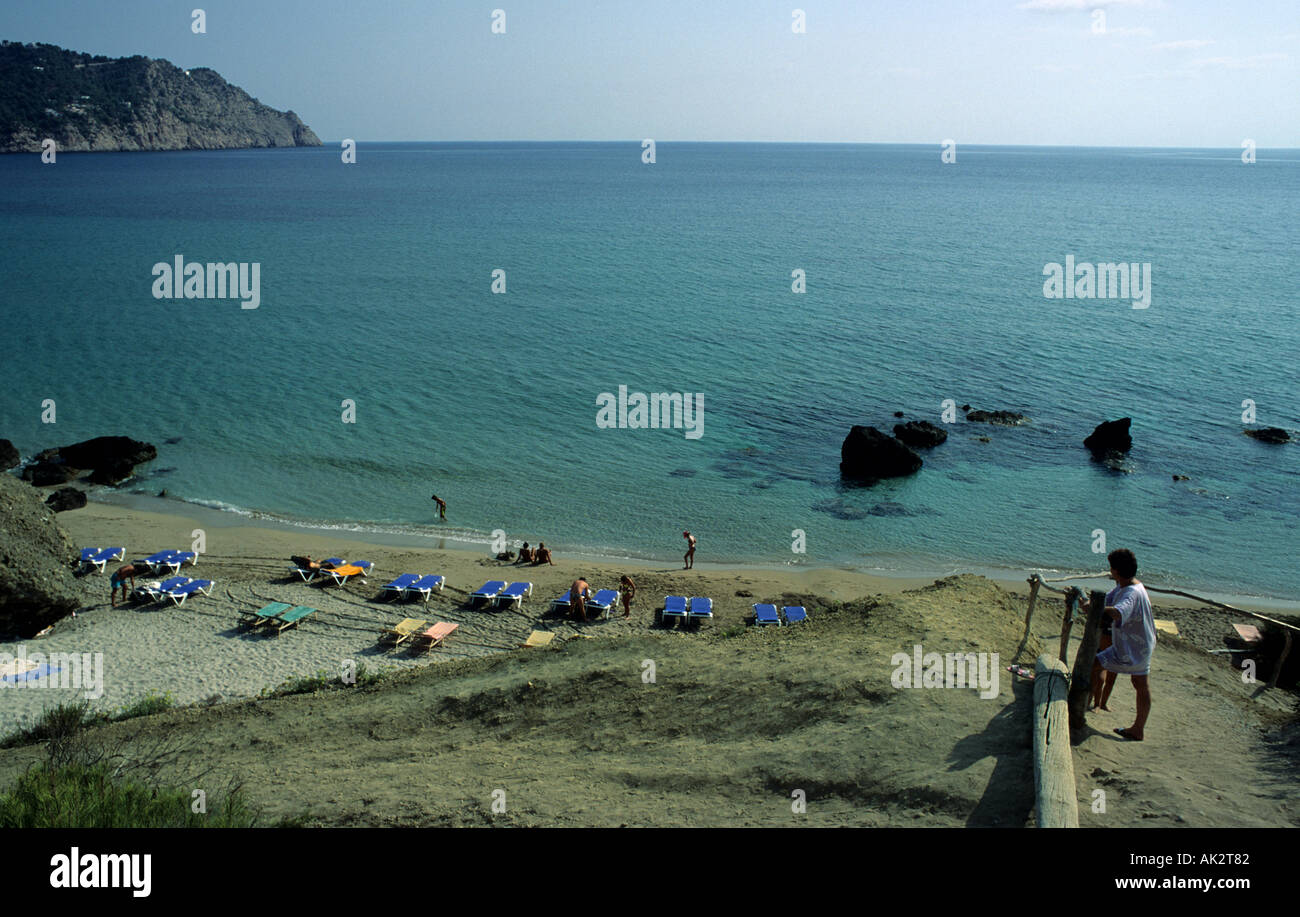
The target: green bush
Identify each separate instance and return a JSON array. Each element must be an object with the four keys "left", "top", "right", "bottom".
[{"left": 0, "top": 763, "right": 258, "bottom": 828}]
